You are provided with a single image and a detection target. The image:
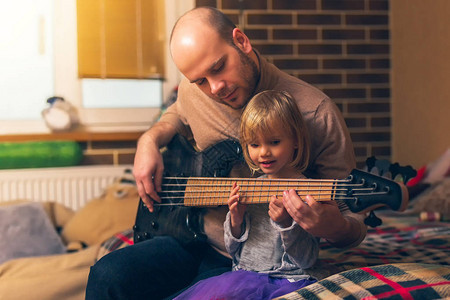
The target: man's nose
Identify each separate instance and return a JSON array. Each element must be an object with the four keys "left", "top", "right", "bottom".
[{"left": 209, "top": 78, "right": 225, "bottom": 96}]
